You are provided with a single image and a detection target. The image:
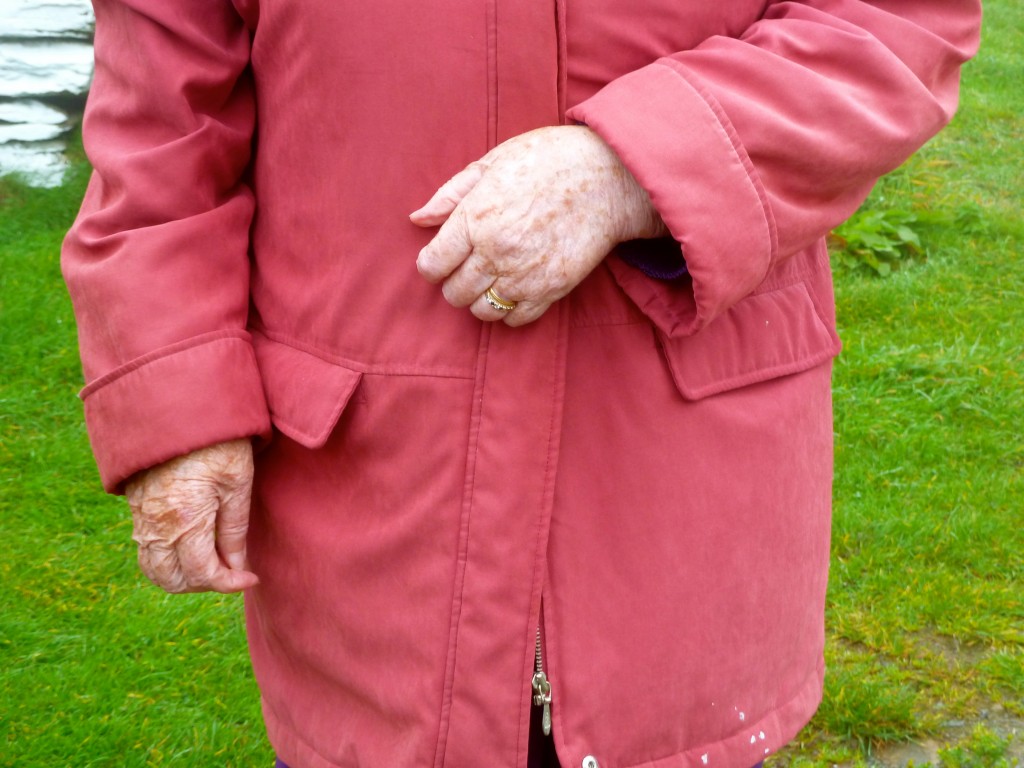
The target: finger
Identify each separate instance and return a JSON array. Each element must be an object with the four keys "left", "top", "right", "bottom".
[
  {"left": 177, "top": 525, "right": 258, "bottom": 594},
  {"left": 503, "top": 300, "right": 551, "bottom": 327},
  {"left": 216, "top": 457, "right": 254, "bottom": 573},
  {"left": 416, "top": 207, "right": 474, "bottom": 284},
  {"left": 409, "top": 163, "right": 485, "bottom": 226},
  {"left": 468, "top": 285, "right": 524, "bottom": 322},
  {"left": 206, "top": 563, "right": 260, "bottom": 594},
  {"left": 441, "top": 257, "right": 497, "bottom": 308},
  {"left": 138, "top": 544, "right": 188, "bottom": 594}
]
